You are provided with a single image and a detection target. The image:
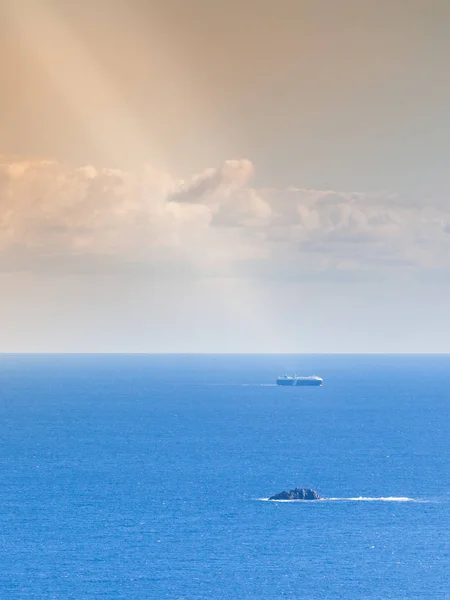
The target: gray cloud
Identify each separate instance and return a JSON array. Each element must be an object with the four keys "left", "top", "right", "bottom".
[{"left": 1, "top": 156, "right": 450, "bottom": 278}]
